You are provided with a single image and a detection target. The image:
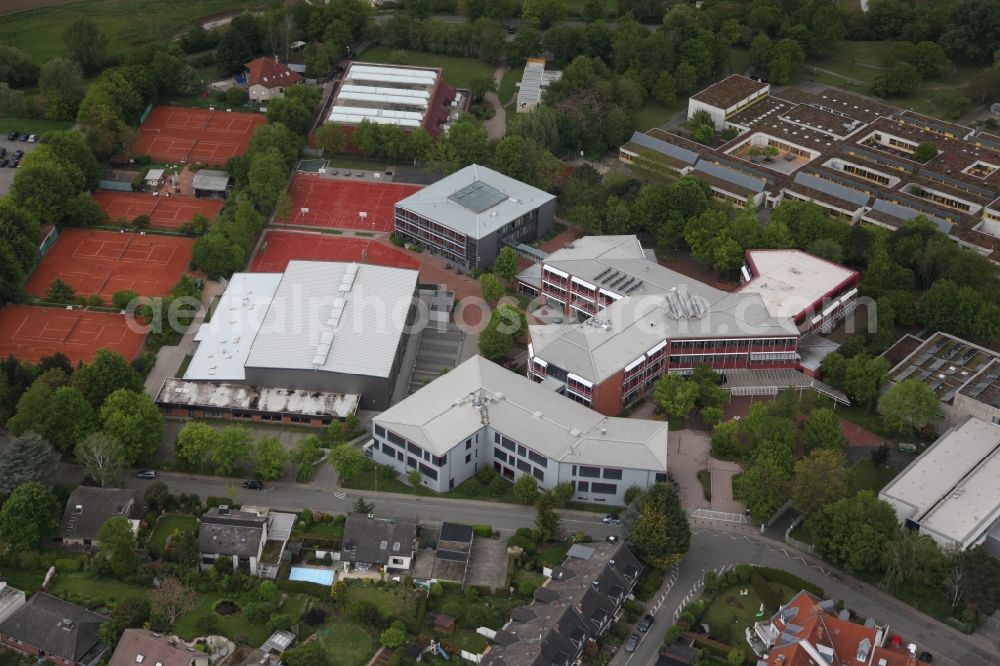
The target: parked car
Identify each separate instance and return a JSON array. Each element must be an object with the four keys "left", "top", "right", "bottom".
[
  {"left": 918, "top": 653, "right": 933, "bottom": 663},
  {"left": 637, "top": 614, "right": 655, "bottom": 633},
  {"left": 8, "top": 158, "right": 19, "bottom": 168},
  {"left": 18, "top": 133, "right": 28, "bottom": 142},
  {"left": 135, "top": 470, "right": 158, "bottom": 480},
  {"left": 506, "top": 24, "right": 516, "bottom": 34},
  {"left": 27, "top": 134, "right": 36, "bottom": 143},
  {"left": 602, "top": 514, "right": 621, "bottom": 525},
  {"left": 624, "top": 634, "right": 640, "bottom": 653},
  {"left": 0, "top": 146, "right": 6, "bottom": 158},
  {"left": 12, "top": 149, "right": 23, "bottom": 159},
  {"left": 0, "top": 159, "right": 7, "bottom": 168},
  {"left": 6, "top": 131, "right": 17, "bottom": 140},
  {"left": 243, "top": 479, "right": 264, "bottom": 490}
]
